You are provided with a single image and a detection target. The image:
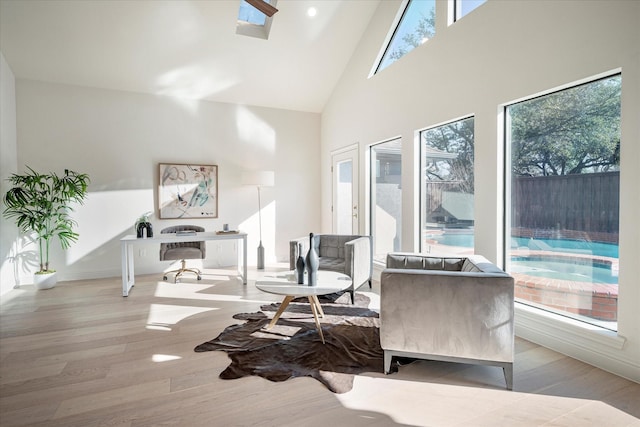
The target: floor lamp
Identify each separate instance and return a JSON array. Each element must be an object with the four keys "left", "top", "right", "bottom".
[{"left": 242, "top": 171, "right": 274, "bottom": 270}]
